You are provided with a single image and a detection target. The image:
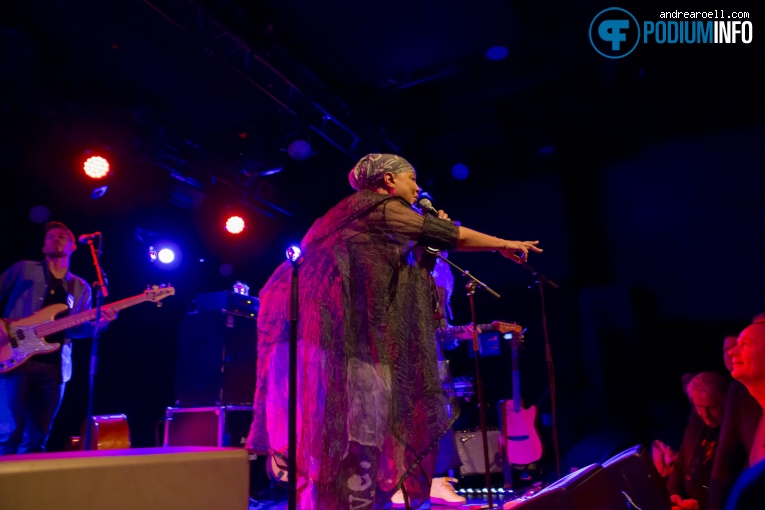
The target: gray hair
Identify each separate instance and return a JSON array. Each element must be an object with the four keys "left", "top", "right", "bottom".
[{"left": 687, "top": 371, "right": 729, "bottom": 401}]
